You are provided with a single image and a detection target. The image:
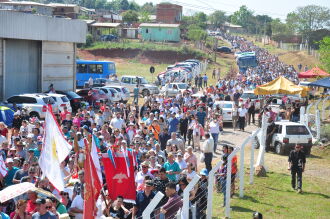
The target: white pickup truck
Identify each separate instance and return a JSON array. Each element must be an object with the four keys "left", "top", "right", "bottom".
[{"left": 106, "top": 75, "right": 160, "bottom": 97}]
